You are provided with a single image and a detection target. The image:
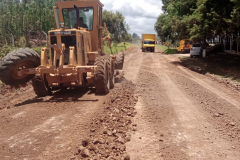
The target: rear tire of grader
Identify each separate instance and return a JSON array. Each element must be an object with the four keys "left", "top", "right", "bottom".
[
  {"left": 0, "top": 48, "right": 40, "bottom": 87},
  {"left": 108, "top": 57, "right": 115, "bottom": 89},
  {"left": 115, "top": 52, "right": 124, "bottom": 70},
  {"left": 32, "top": 75, "right": 52, "bottom": 97},
  {"left": 95, "top": 57, "right": 110, "bottom": 95}
]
